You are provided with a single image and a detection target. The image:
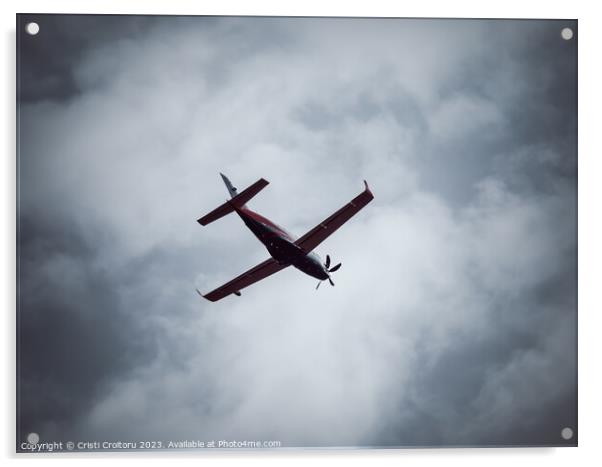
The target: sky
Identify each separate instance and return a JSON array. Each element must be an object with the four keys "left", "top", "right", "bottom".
[{"left": 17, "top": 15, "right": 577, "bottom": 449}]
